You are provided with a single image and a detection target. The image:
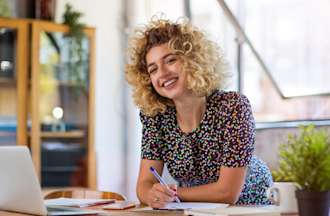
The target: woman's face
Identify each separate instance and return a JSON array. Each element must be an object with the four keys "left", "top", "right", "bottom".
[{"left": 146, "top": 43, "right": 189, "bottom": 101}]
